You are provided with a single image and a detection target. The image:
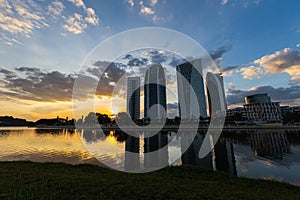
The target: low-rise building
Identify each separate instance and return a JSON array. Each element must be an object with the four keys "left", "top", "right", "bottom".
[{"left": 243, "top": 93, "right": 282, "bottom": 123}]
